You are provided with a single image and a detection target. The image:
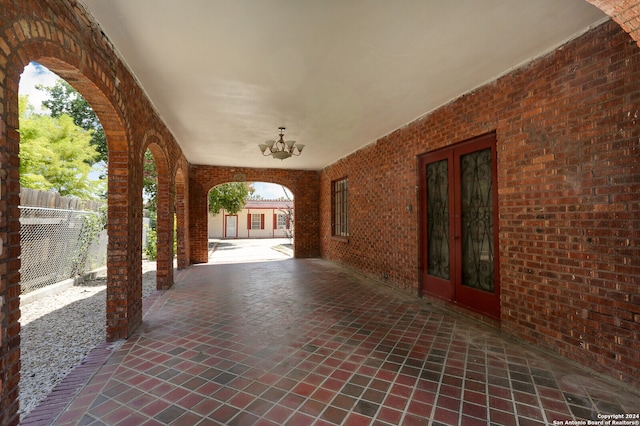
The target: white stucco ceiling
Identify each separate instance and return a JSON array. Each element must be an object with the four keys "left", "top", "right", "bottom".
[{"left": 78, "top": 0, "right": 606, "bottom": 170}]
